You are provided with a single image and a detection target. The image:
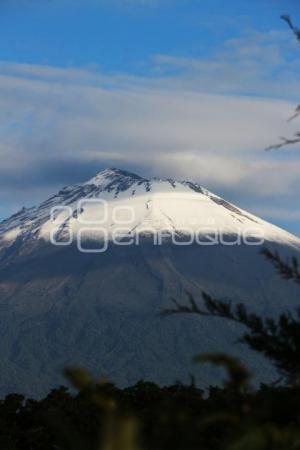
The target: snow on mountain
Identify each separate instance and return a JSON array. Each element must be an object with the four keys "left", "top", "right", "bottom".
[
  {"left": 1, "top": 168, "right": 299, "bottom": 249},
  {"left": 1, "top": 169, "right": 300, "bottom": 396}
]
